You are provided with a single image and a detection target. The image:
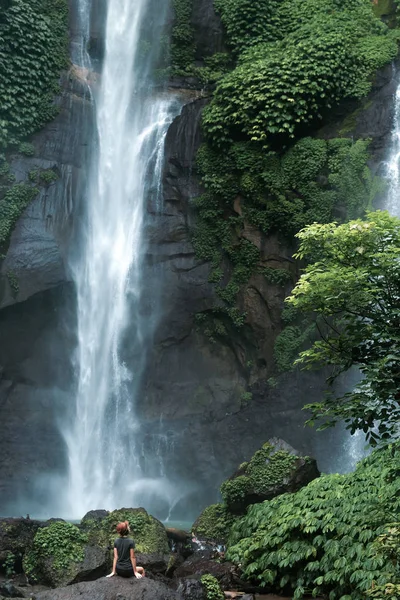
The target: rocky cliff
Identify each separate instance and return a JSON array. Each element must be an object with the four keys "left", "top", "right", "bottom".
[{"left": 0, "top": 0, "right": 397, "bottom": 518}]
